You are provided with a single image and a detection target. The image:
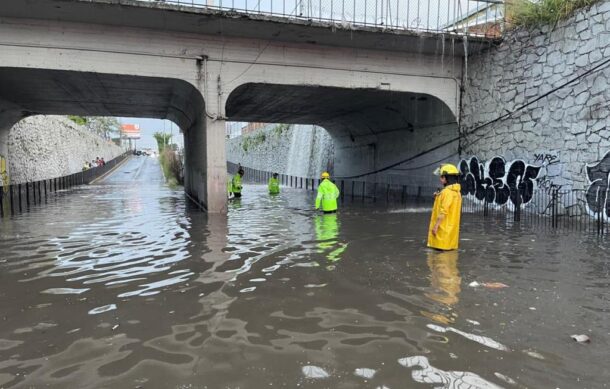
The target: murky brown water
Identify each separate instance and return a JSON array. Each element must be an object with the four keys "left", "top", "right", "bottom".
[{"left": 0, "top": 157, "right": 608, "bottom": 389}]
